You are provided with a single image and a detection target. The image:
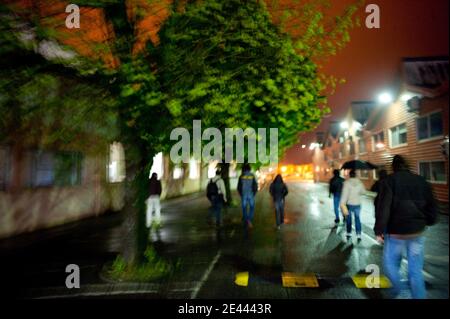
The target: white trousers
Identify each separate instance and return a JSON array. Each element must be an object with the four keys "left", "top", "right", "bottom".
[{"left": 146, "top": 195, "right": 161, "bottom": 227}]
